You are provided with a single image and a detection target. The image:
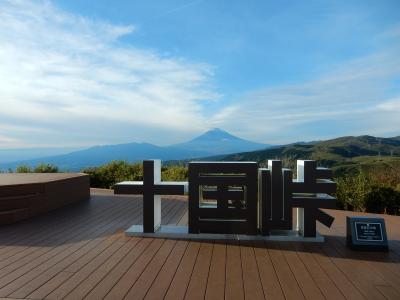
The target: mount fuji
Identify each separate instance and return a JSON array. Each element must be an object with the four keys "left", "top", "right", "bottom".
[{"left": 1, "top": 129, "right": 270, "bottom": 171}]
